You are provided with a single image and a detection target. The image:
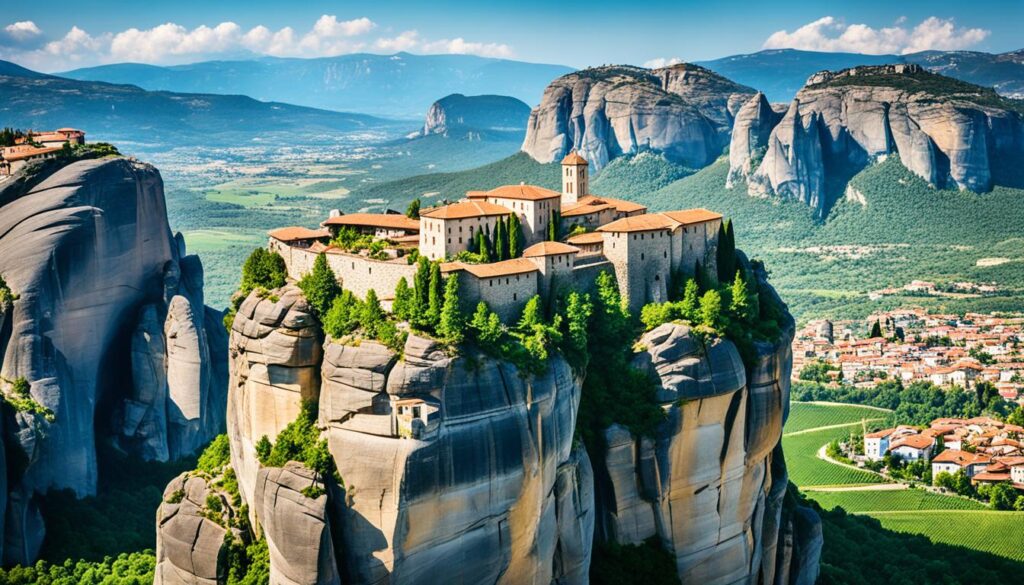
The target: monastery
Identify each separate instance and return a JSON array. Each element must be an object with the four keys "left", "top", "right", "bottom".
[
  {"left": 0, "top": 128, "right": 86, "bottom": 177},
  {"left": 269, "top": 153, "right": 723, "bottom": 319}
]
